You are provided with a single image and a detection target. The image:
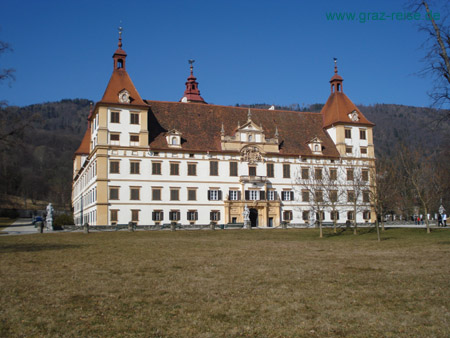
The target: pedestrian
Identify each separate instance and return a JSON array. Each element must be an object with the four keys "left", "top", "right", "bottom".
[
  {"left": 438, "top": 213, "right": 443, "bottom": 227},
  {"left": 443, "top": 213, "right": 447, "bottom": 227},
  {"left": 420, "top": 214, "right": 424, "bottom": 225}
]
